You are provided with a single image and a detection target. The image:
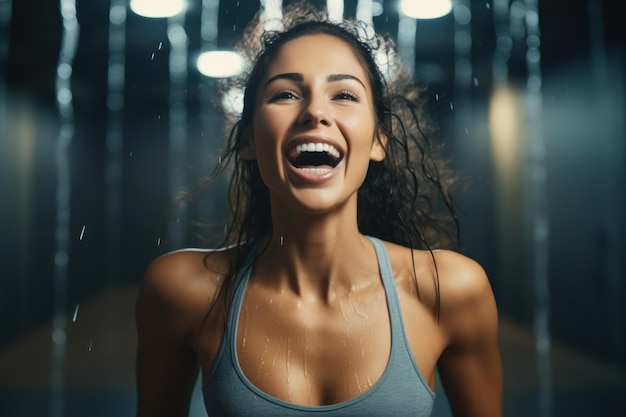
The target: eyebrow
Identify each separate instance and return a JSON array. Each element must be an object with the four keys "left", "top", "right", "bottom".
[{"left": 263, "top": 72, "right": 367, "bottom": 90}]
